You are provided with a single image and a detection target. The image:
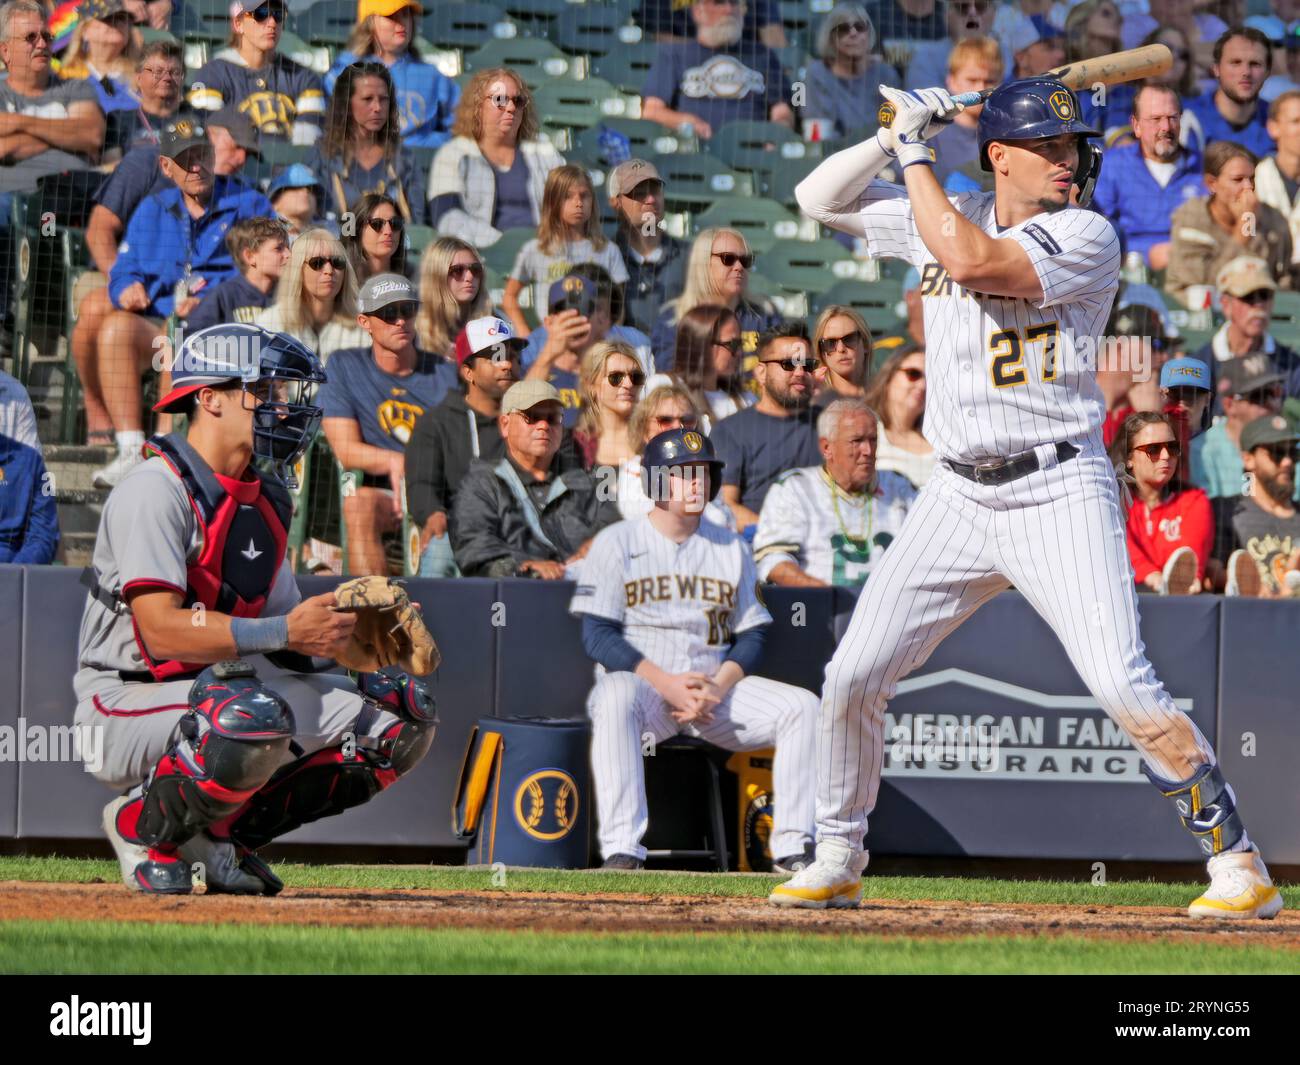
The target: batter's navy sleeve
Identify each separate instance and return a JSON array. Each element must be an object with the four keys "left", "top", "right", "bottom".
[
  {"left": 723, "top": 625, "right": 765, "bottom": 675},
  {"left": 581, "top": 615, "right": 645, "bottom": 673}
]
